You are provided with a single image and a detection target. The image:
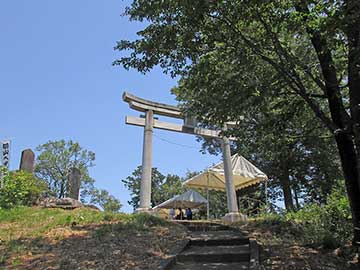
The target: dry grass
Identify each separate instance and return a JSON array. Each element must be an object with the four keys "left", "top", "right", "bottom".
[
  {"left": 237, "top": 218, "right": 358, "bottom": 270},
  {"left": 0, "top": 207, "right": 187, "bottom": 270}
]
